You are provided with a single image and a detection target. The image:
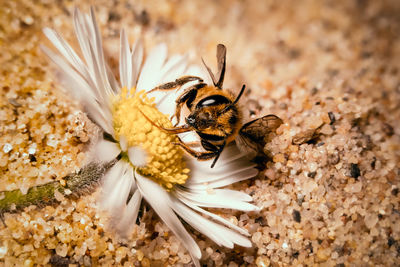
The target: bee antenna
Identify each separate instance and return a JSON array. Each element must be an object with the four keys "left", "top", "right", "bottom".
[
  {"left": 233, "top": 84, "right": 246, "bottom": 104},
  {"left": 139, "top": 110, "right": 193, "bottom": 134},
  {"left": 217, "top": 84, "right": 246, "bottom": 115},
  {"left": 139, "top": 110, "right": 165, "bottom": 131}
]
